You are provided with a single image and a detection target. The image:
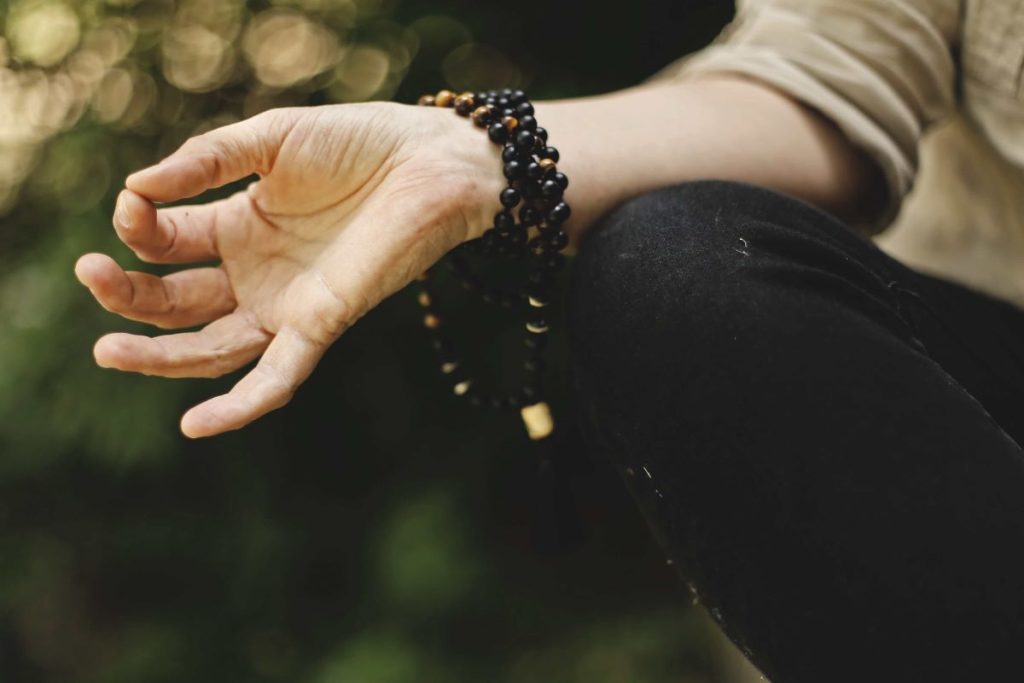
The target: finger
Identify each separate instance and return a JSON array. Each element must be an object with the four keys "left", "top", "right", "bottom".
[
  {"left": 113, "top": 189, "right": 223, "bottom": 264},
  {"left": 93, "top": 311, "right": 271, "bottom": 378},
  {"left": 180, "top": 326, "right": 324, "bottom": 438},
  {"left": 75, "top": 253, "right": 235, "bottom": 329},
  {"left": 125, "top": 110, "right": 293, "bottom": 202}
]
